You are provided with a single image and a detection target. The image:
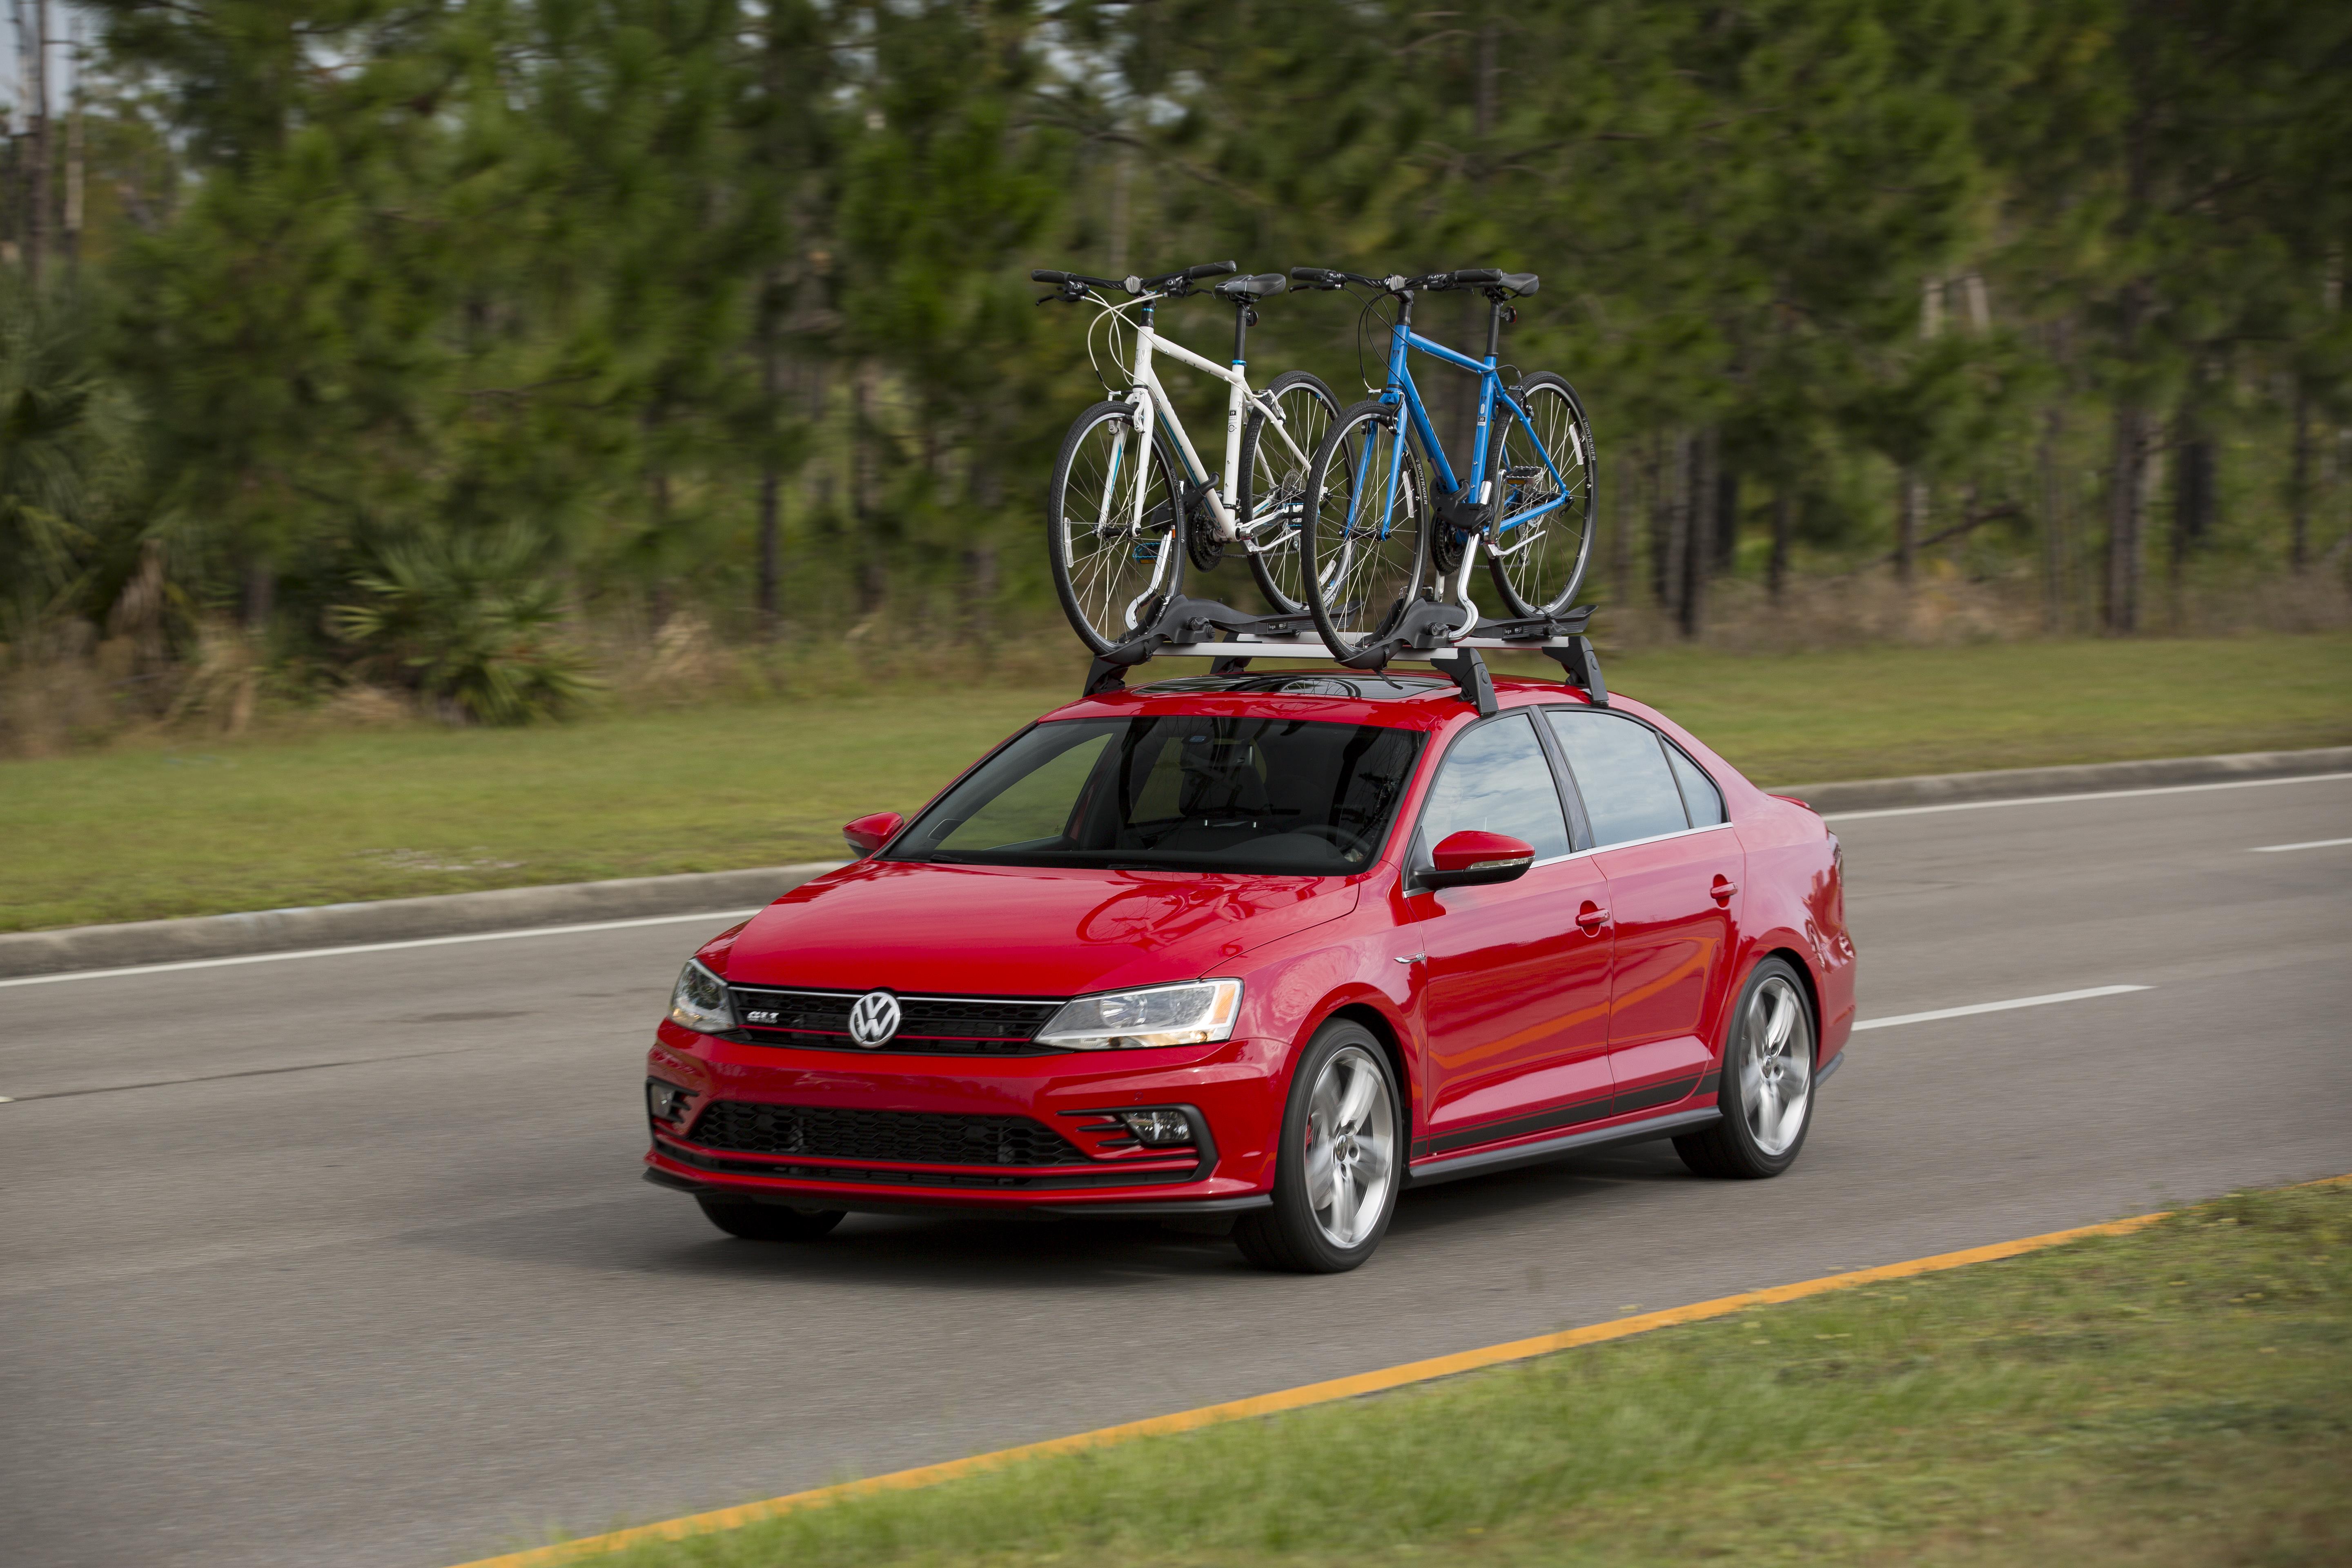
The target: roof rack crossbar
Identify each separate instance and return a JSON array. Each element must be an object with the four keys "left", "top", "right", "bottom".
[{"left": 1079, "top": 593, "right": 1607, "bottom": 714}]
